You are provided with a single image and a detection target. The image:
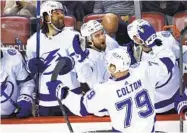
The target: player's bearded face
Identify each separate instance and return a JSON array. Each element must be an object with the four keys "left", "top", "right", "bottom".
[
  {"left": 51, "top": 9, "right": 65, "bottom": 30},
  {"left": 91, "top": 30, "right": 106, "bottom": 51}
]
